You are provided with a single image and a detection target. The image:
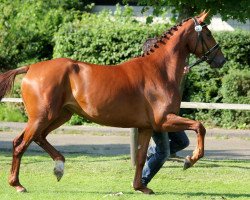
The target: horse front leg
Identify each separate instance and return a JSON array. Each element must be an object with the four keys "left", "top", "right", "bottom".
[
  {"left": 133, "top": 128, "right": 154, "bottom": 194},
  {"left": 162, "top": 113, "right": 206, "bottom": 170}
]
